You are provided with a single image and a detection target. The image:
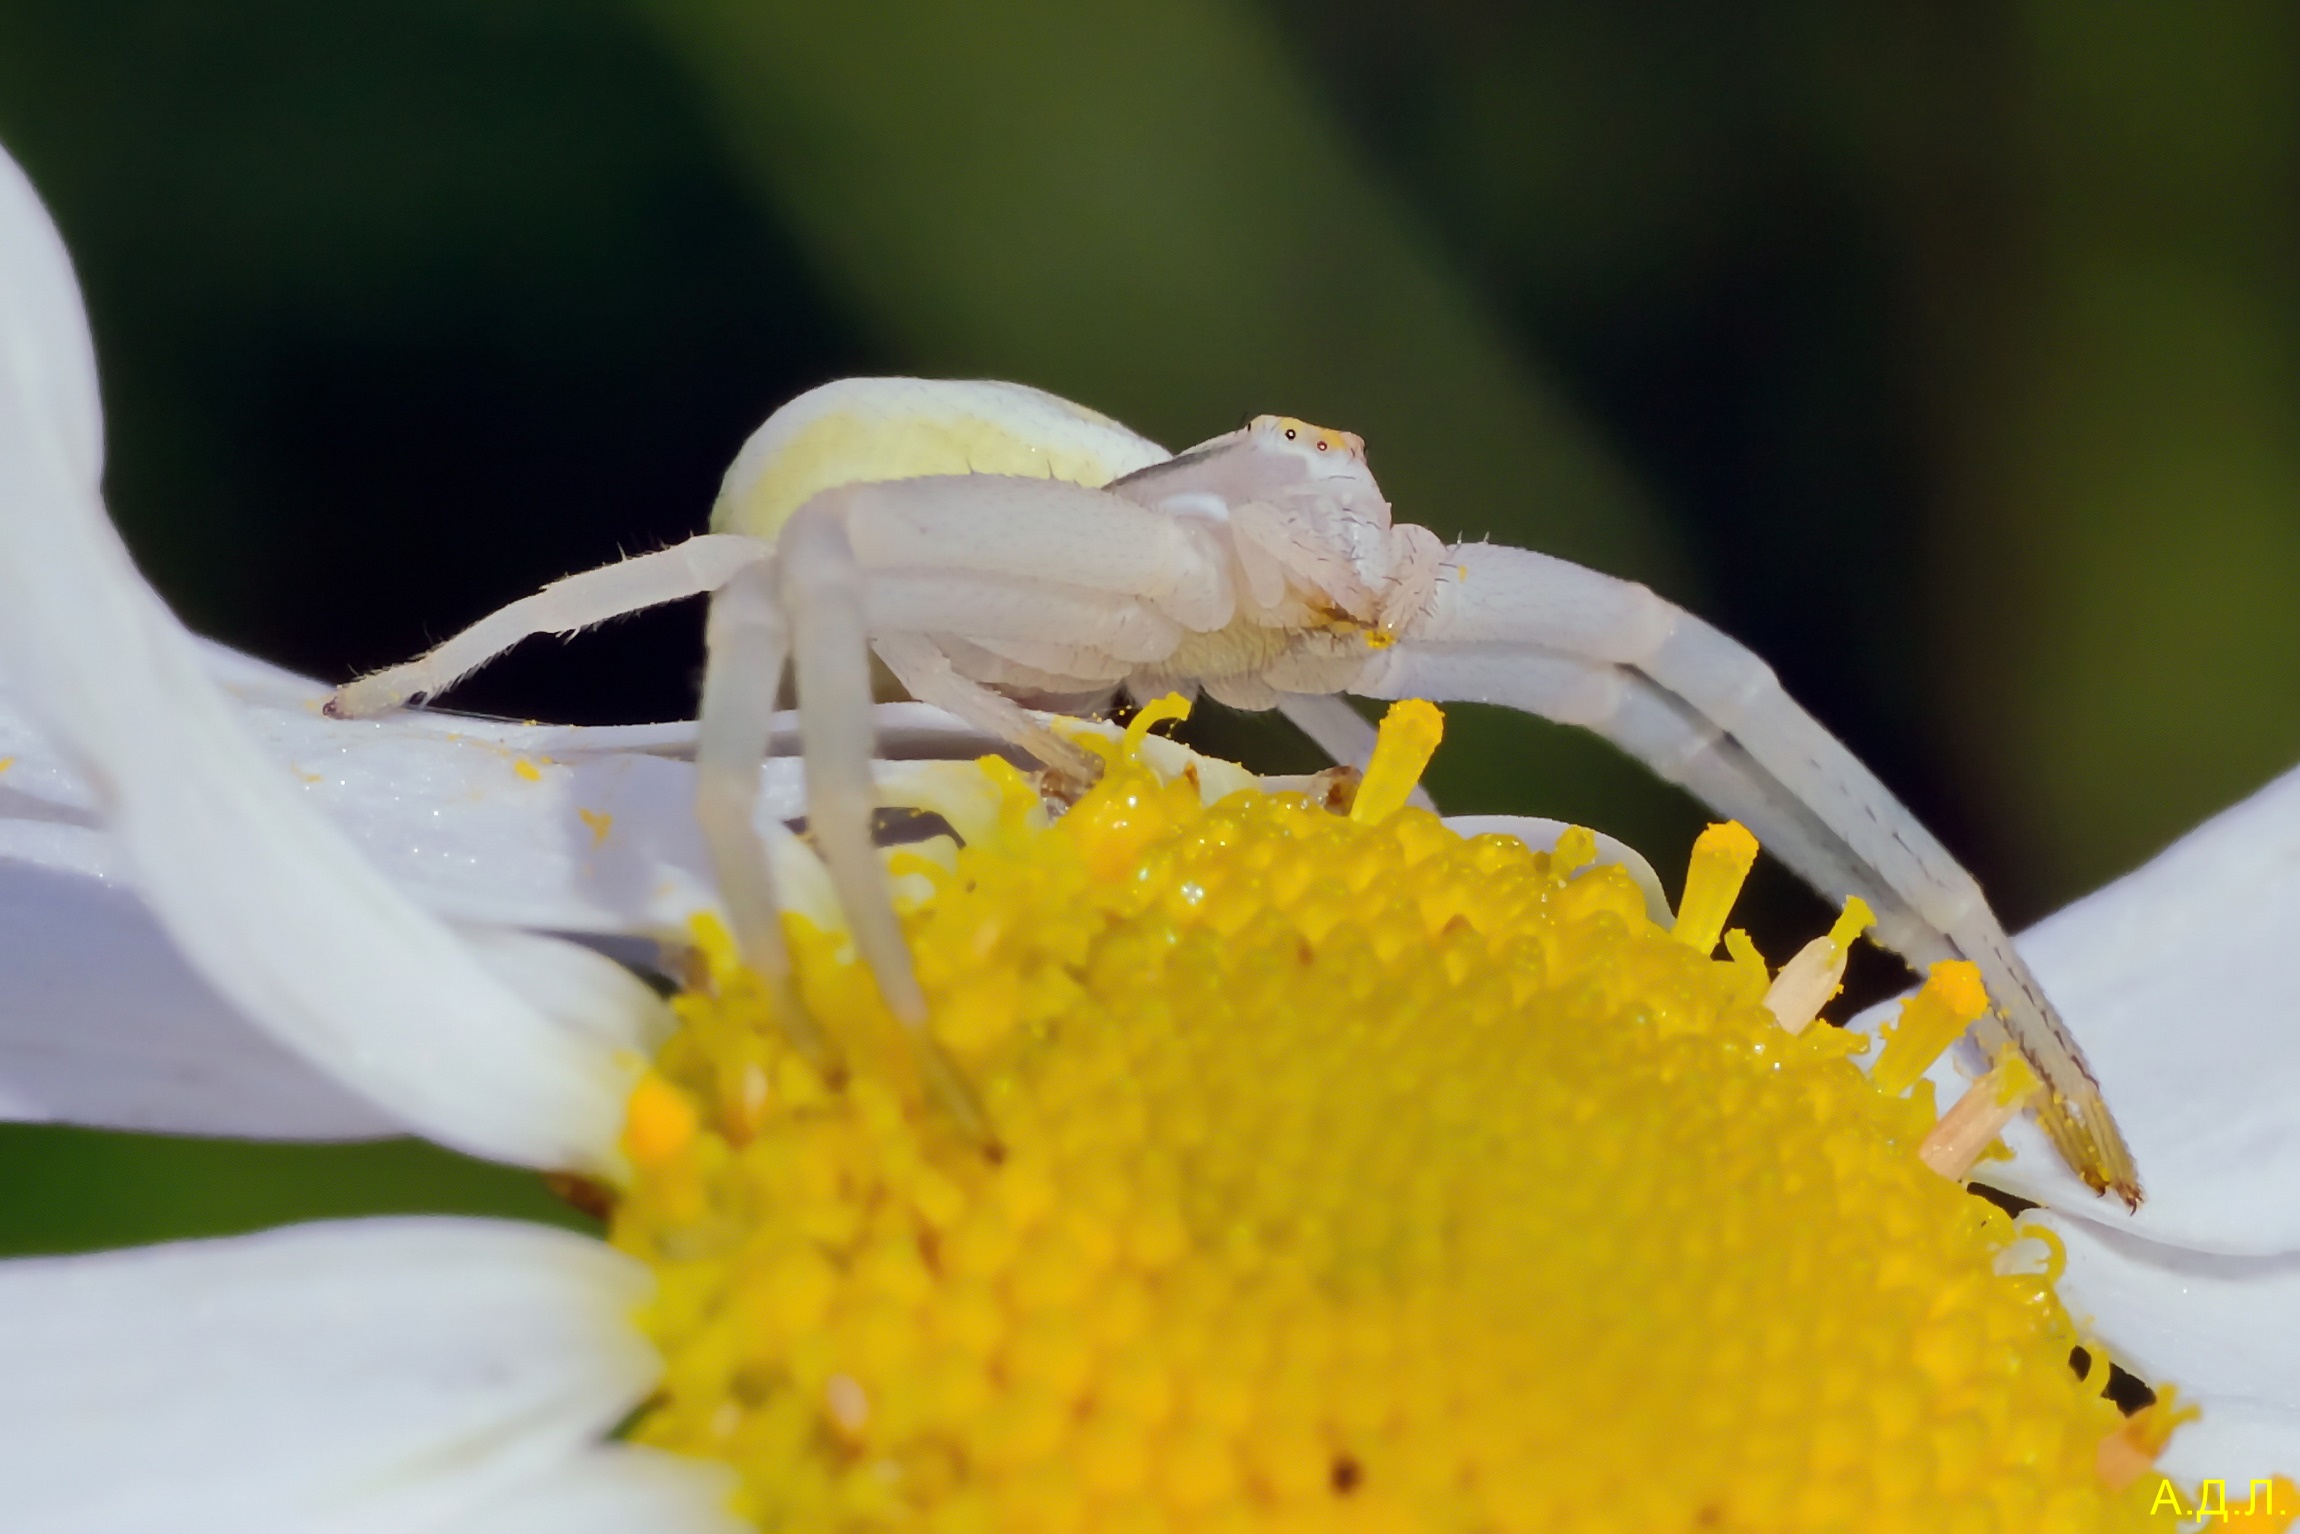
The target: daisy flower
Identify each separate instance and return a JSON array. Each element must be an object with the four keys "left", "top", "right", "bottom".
[{"left": 4, "top": 141, "right": 2297, "bottom": 1532}]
